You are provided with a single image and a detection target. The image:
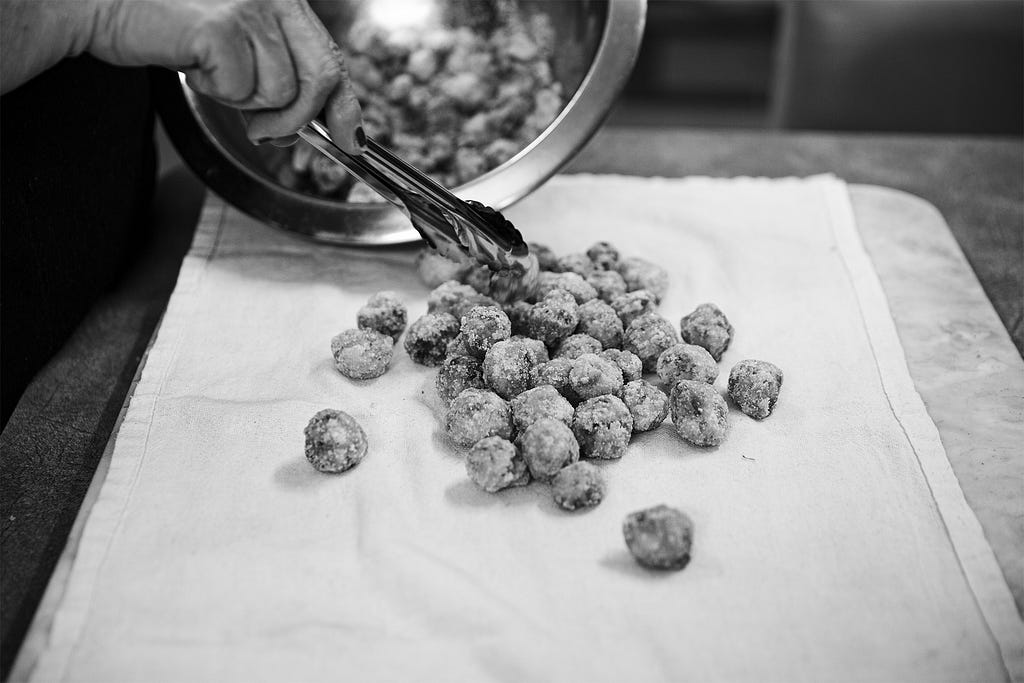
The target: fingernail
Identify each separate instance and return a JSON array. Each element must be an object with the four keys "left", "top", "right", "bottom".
[{"left": 354, "top": 126, "right": 367, "bottom": 149}]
